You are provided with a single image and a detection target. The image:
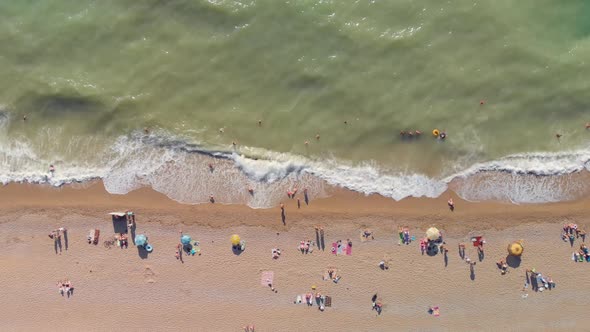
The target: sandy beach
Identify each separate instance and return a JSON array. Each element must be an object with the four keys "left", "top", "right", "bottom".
[{"left": 1, "top": 182, "right": 590, "bottom": 331}]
